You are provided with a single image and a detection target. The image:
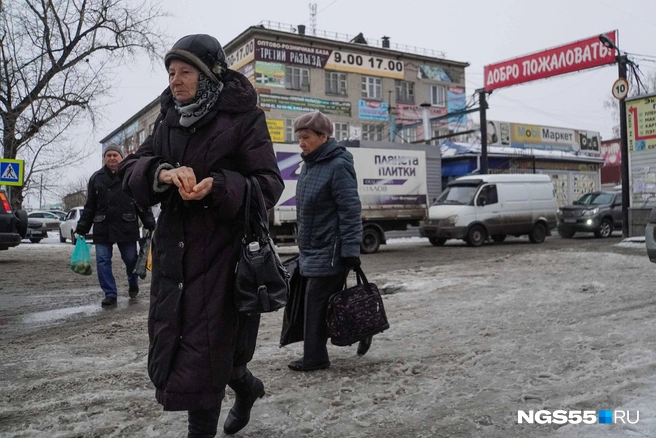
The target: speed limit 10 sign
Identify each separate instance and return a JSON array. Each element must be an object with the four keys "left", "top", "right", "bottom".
[{"left": 612, "top": 78, "right": 629, "bottom": 100}]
